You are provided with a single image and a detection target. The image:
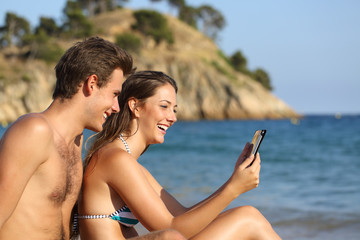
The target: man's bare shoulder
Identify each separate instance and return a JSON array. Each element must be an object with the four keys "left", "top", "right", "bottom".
[
  {"left": 1, "top": 113, "right": 54, "bottom": 162},
  {"left": 5, "top": 113, "right": 53, "bottom": 138}
]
